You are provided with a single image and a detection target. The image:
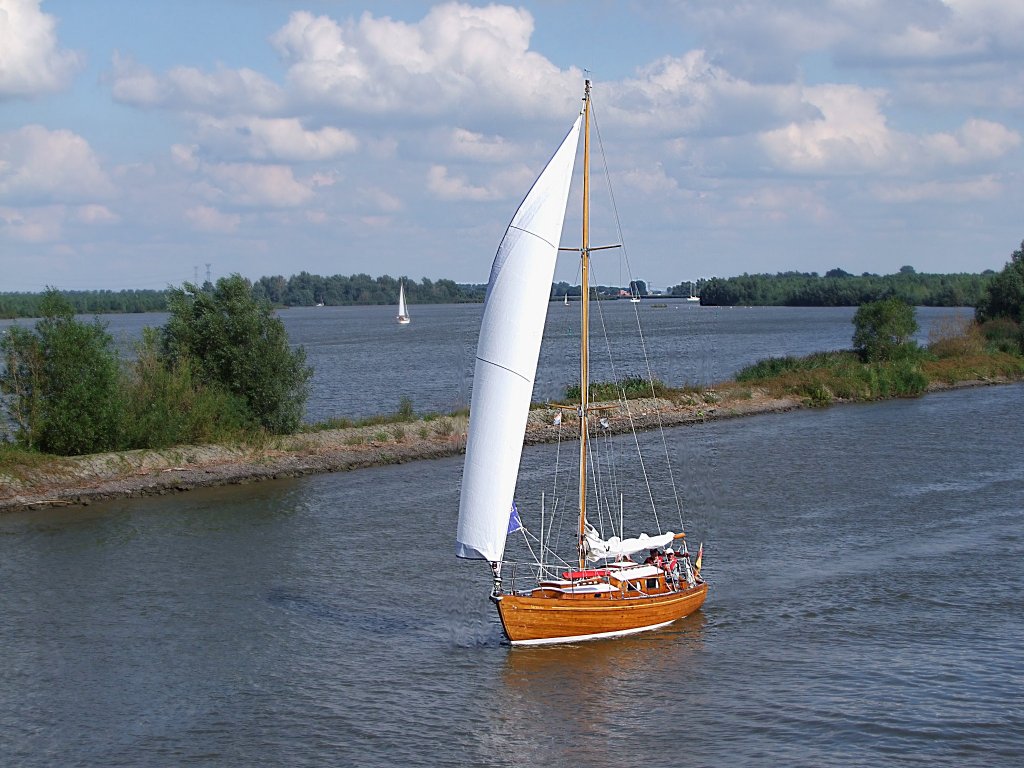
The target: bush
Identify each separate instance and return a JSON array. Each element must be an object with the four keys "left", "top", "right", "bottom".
[
  {"left": 121, "top": 329, "right": 252, "bottom": 448},
  {"left": 565, "top": 376, "right": 672, "bottom": 402},
  {"left": 852, "top": 298, "right": 919, "bottom": 362},
  {"left": 161, "top": 275, "right": 313, "bottom": 434},
  {"left": 928, "top": 315, "right": 985, "bottom": 358},
  {"left": 0, "top": 290, "right": 123, "bottom": 455},
  {"left": 978, "top": 318, "right": 1022, "bottom": 355}
]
